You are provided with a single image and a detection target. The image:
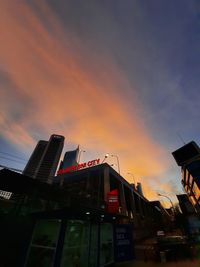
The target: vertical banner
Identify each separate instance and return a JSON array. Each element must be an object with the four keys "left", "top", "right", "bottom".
[
  {"left": 107, "top": 189, "right": 119, "bottom": 214},
  {"left": 114, "top": 224, "right": 134, "bottom": 262}
]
